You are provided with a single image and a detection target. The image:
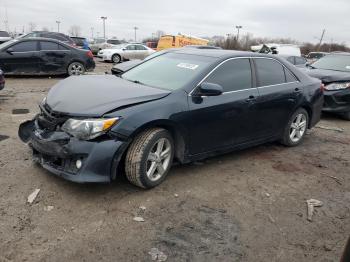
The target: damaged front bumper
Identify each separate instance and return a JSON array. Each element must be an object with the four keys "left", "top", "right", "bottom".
[{"left": 18, "top": 118, "right": 128, "bottom": 183}]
